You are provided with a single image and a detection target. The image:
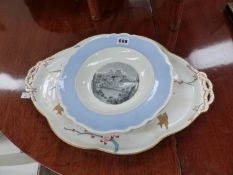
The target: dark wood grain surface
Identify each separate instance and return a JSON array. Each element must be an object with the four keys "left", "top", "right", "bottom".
[{"left": 0, "top": 0, "right": 232, "bottom": 174}]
